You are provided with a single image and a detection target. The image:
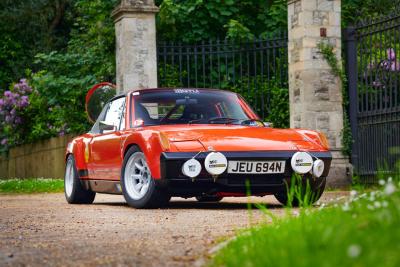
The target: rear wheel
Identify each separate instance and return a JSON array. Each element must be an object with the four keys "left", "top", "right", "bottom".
[
  {"left": 274, "top": 177, "right": 326, "bottom": 207},
  {"left": 196, "top": 195, "right": 223, "bottom": 202},
  {"left": 121, "top": 146, "right": 170, "bottom": 209},
  {"left": 64, "top": 155, "right": 96, "bottom": 204}
]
